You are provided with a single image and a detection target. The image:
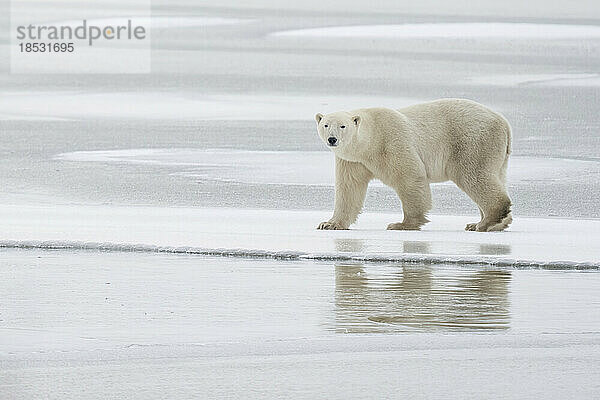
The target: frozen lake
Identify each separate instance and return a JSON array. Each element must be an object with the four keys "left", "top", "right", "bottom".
[
  {"left": 2, "top": 249, "right": 600, "bottom": 399},
  {"left": 1, "top": 0, "right": 599, "bottom": 398}
]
